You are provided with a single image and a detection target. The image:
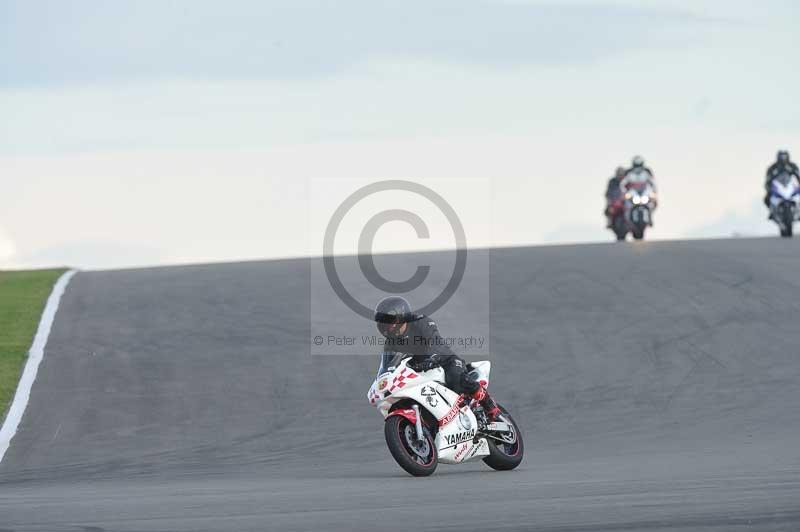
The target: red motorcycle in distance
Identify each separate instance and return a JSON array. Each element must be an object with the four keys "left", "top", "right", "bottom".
[{"left": 608, "top": 197, "right": 627, "bottom": 241}]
